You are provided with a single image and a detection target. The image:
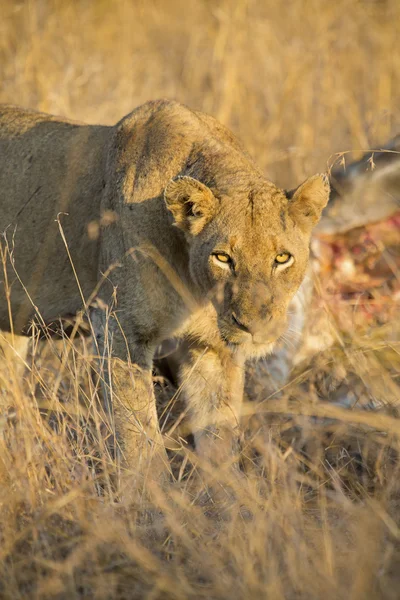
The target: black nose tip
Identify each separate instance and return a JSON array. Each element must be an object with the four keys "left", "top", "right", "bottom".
[{"left": 231, "top": 312, "right": 251, "bottom": 334}]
